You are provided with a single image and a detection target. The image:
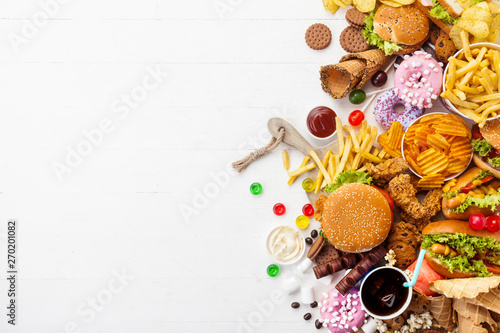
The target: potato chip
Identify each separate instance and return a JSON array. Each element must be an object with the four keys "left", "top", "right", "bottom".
[
  {"left": 387, "top": 121, "right": 403, "bottom": 150},
  {"left": 323, "top": 0, "right": 340, "bottom": 14},
  {"left": 457, "top": 19, "right": 490, "bottom": 41},
  {"left": 353, "top": 0, "right": 375, "bottom": 12},
  {"left": 488, "top": 15, "right": 500, "bottom": 43},
  {"left": 449, "top": 136, "right": 473, "bottom": 160},
  {"left": 427, "top": 133, "right": 451, "bottom": 151},
  {"left": 379, "top": 0, "right": 403, "bottom": 6},
  {"left": 449, "top": 25, "right": 463, "bottom": 49},
  {"left": 447, "top": 158, "right": 469, "bottom": 173},
  {"left": 461, "top": 7, "right": 492, "bottom": 25},
  {"left": 488, "top": 2, "right": 500, "bottom": 15},
  {"left": 415, "top": 127, "right": 433, "bottom": 148},
  {"left": 418, "top": 174, "right": 445, "bottom": 188},
  {"left": 433, "top": 121, "right": 469, "bottom": 137}
]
